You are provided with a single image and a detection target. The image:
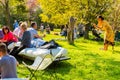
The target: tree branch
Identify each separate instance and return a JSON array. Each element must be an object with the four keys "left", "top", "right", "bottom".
[{"left": 0, "top": 1, "right": 5, "bottom": 8}]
